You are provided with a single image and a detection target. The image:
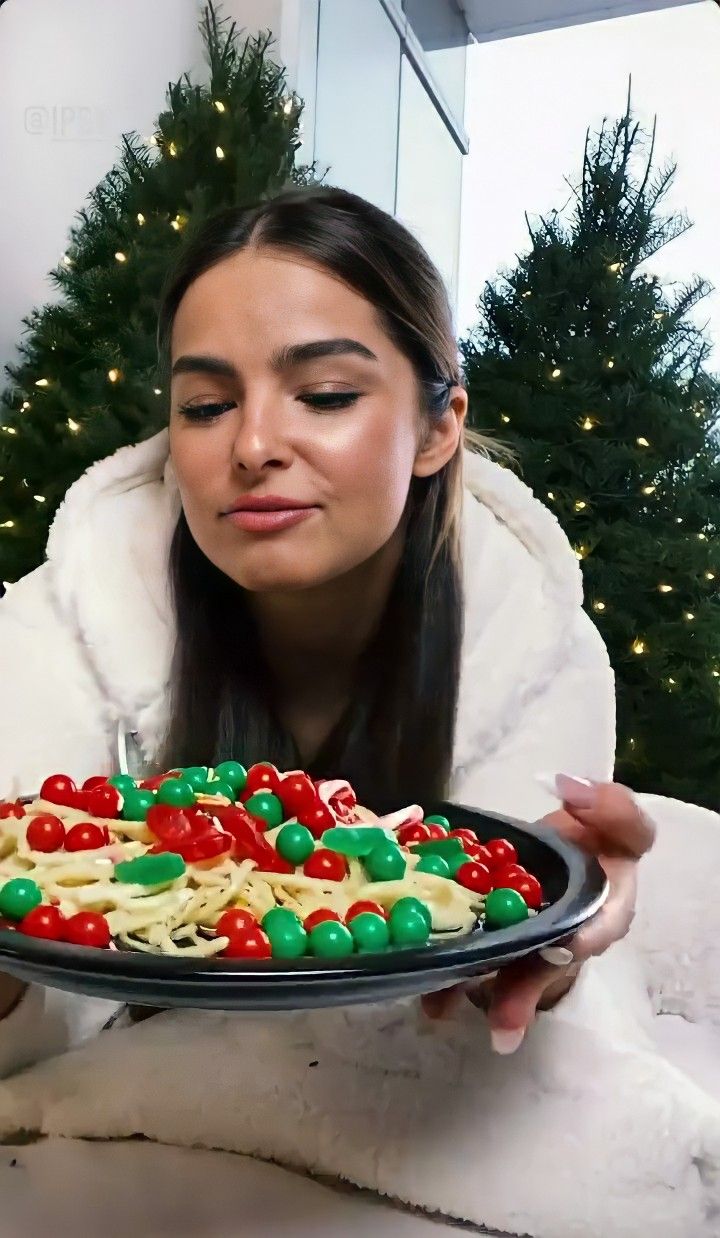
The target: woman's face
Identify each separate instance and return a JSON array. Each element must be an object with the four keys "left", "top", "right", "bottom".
[{"left": 169, "top": 245, "right": 462, "bottom": 593}]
